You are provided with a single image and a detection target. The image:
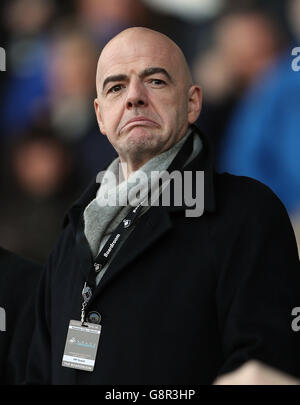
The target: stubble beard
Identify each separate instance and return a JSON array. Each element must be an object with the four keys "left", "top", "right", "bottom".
[{"left": 118, "top": 129, "right": 167, "bottom": 169}]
